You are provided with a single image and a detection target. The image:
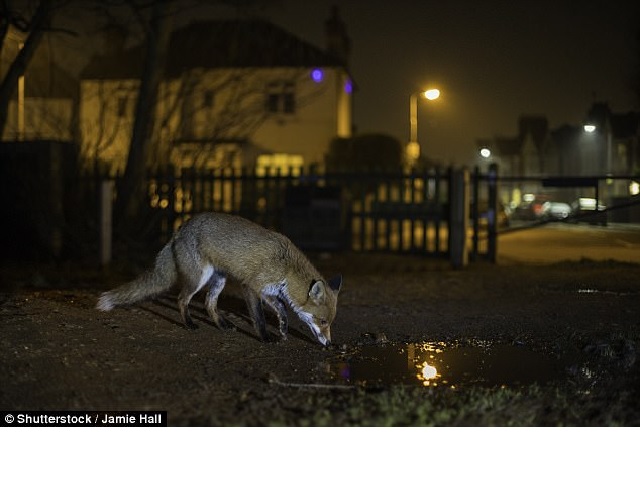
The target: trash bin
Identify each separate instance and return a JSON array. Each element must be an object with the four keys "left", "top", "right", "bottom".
[{"left": 282, "top": 185, "right": 345, "bottom": 251}]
